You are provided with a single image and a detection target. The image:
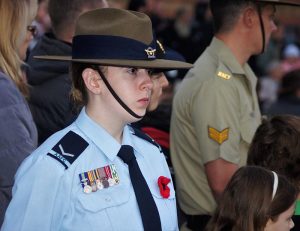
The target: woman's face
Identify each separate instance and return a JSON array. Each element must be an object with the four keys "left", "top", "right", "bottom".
[
  {"left": 100, "top": 66, "right": 153, "bottom": 122},
  {"left": 264, "top": 203, "right": 295, "bottom": 231},
  {"left": 18, "top": 0, "right": 38, "bottom": 60},
  {"left": 147, "top": 72, "right": 169, "bottom": 112},
  {"left": 18, "top": 26, "right": 36, "bottom": 61}
]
